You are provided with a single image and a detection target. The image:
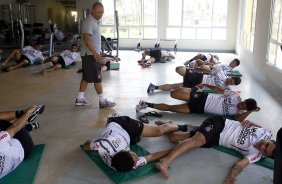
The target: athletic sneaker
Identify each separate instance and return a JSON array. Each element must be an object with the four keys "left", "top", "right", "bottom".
[
  {"left": 147, "top": 83, "right": 156, "bottom": 93},
  {"left": 184, "top": 60, "right": 191, "bottom": 66},
  {"left": 99, "top": 99, "right": 116, "bottom": 108},
  {"left": 136, "top": 100, "right": 148, "bottom": 112},
  {"left": 27, "top": 105, "right": 45, "bottom": 123},
  {"left": 75, "top": 97, "right": 91, "bottom": 106},
  {"left": 24, "top": 122, "right": 39, "bottom": 132}
]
